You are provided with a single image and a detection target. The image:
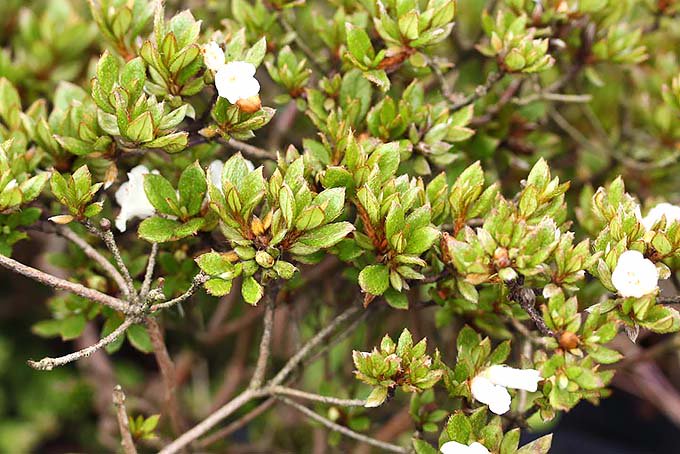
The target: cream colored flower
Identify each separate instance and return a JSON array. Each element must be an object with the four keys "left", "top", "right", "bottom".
[
  {"left": 214, "top": 61, "right": 261, "bottom": 105},
  {"left": 114, "top": 165, "right": 157, "bottom": 232},
  {"left": 440, "top": 441, "right": 490, "bottom": 454},
  {"left": 611, "top": 250, "right": 659, "bottom": 298},
  {"left": 202, "top": 41, "right": 226, "bottom": 72},
  {"left": 642, "top": 202, "right": 680, "bottom": 230},
  {"left": 470, "top": 365, "right": 541, "bottom": 415}
]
